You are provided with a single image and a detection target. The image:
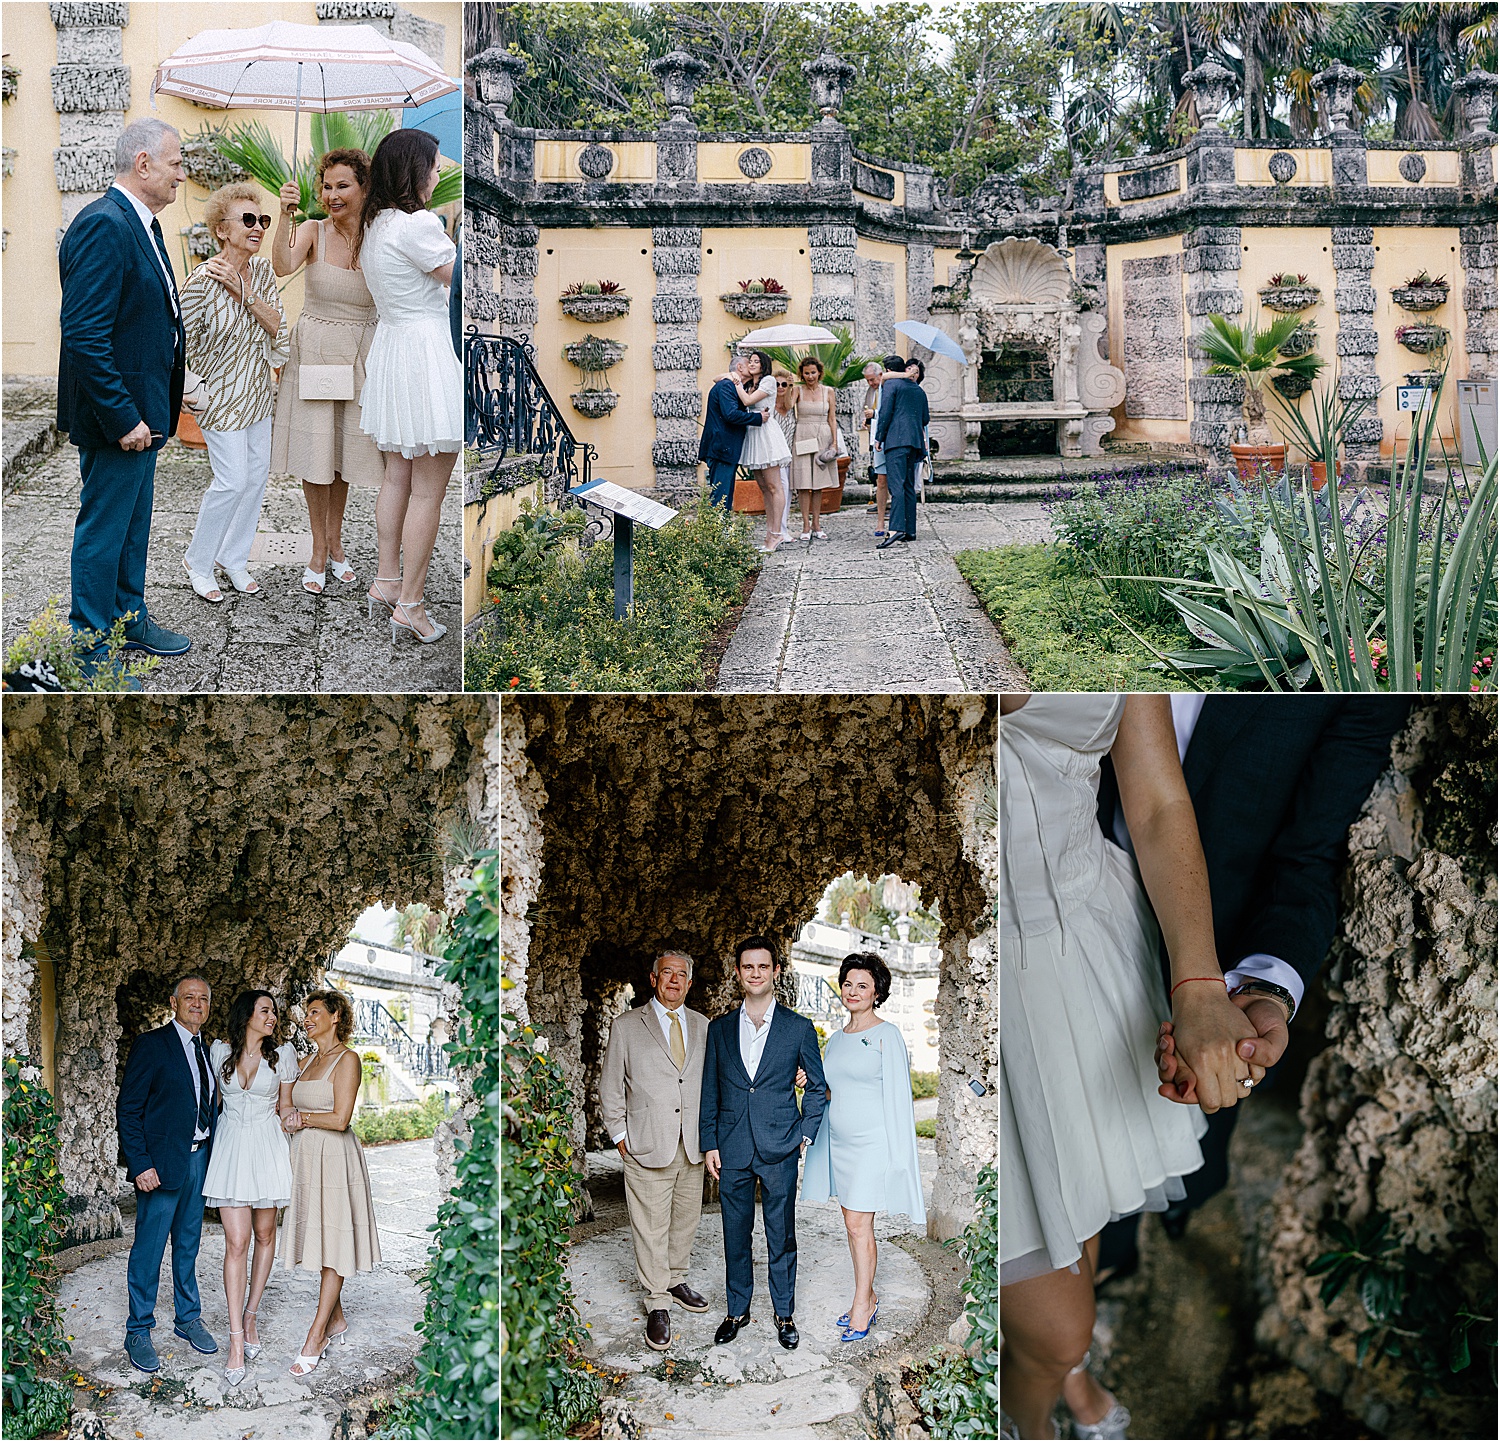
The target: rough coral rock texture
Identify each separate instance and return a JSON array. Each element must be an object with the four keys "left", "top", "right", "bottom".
[
  {"left": 501, "top": 695, "right": 997, "bottom": 1239},
  {"left": 2, "top": 695, "right": 494, "bottom": 1244},
  {"left": 1256, "top": 698, "right": 1497, "bottom": 1438}
]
